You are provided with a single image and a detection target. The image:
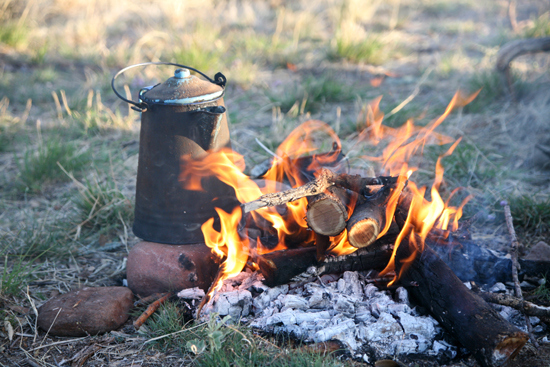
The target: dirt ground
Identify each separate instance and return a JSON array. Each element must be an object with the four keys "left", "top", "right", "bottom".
[{"left": 1, "top": 0, "right": 550, "bottom": 366}]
